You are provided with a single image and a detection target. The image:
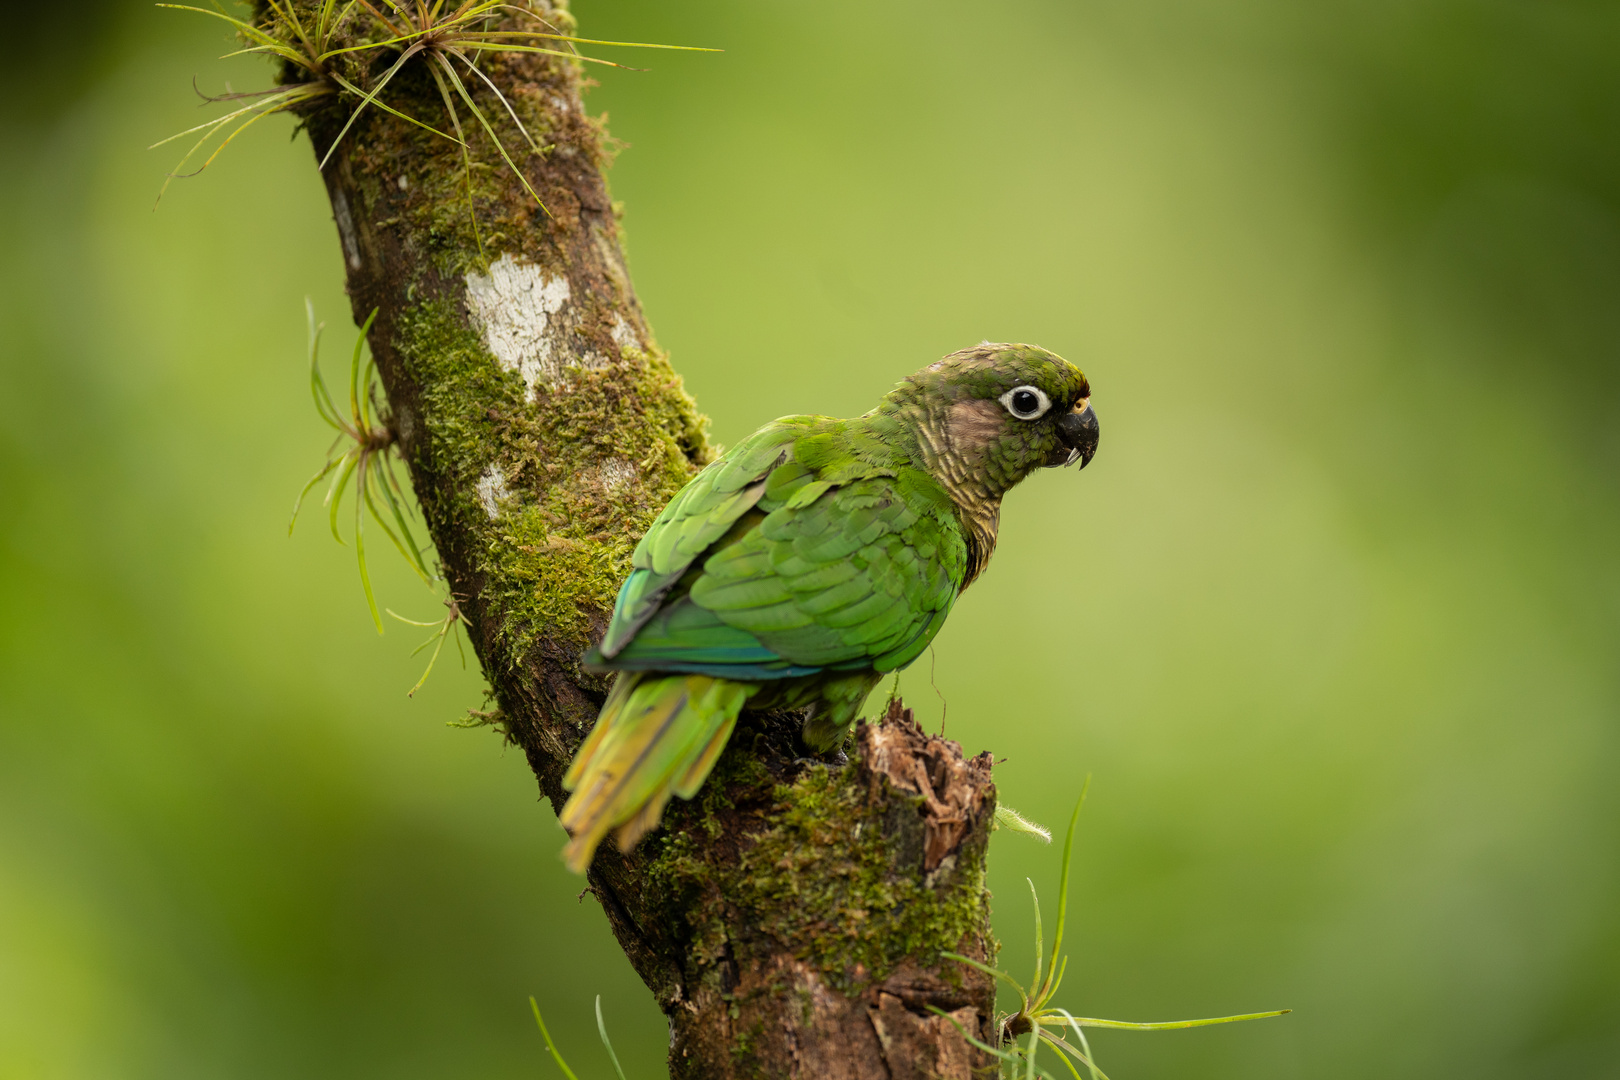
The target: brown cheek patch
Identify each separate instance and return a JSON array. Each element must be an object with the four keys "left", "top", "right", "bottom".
[{"left": 946, "top": 399, "right": 1006, "bottom": 454}]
